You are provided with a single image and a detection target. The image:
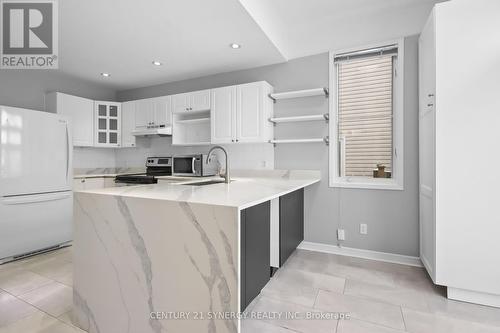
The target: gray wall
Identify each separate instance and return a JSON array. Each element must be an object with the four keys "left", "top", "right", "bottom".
[
  {"left": 0, "top": 70, "right": 118, "bottom": 169},
  {"left": 0, "top": 71, "right": 116, "bottom": 111},
  {"left": 119, "top": 35, "right": 420, "bottom": 257}
]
